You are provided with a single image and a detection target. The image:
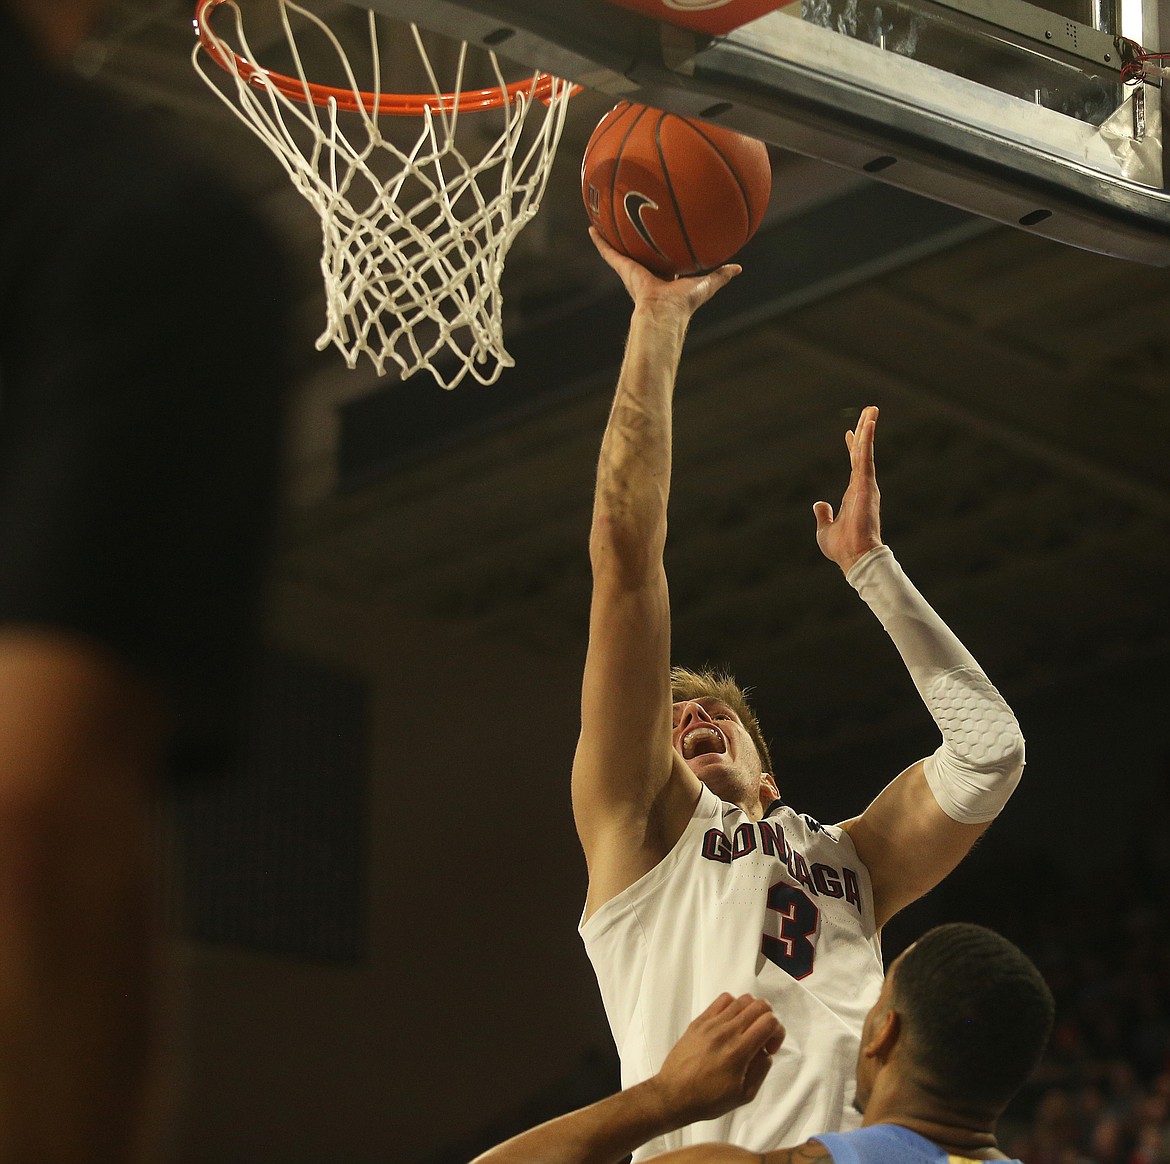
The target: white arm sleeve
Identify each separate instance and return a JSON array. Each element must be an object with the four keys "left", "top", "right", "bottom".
[{"left": 847, "top": 545, "right": 1025, "bottom": 825}]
